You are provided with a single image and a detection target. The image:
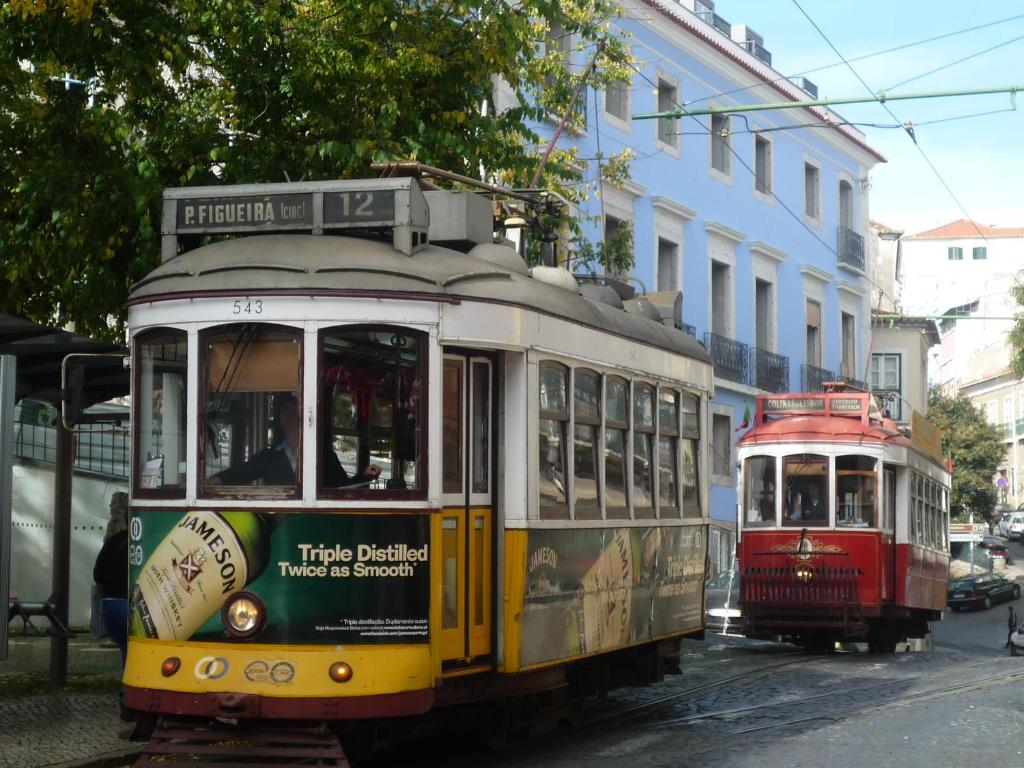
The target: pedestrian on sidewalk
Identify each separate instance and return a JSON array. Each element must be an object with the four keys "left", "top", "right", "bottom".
[
  {"left": 1006, "top": 605, "right": 1018, "bottom": 650},
  {"left": 93, "top": 492, "right": 129, "bottom": 666}
]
